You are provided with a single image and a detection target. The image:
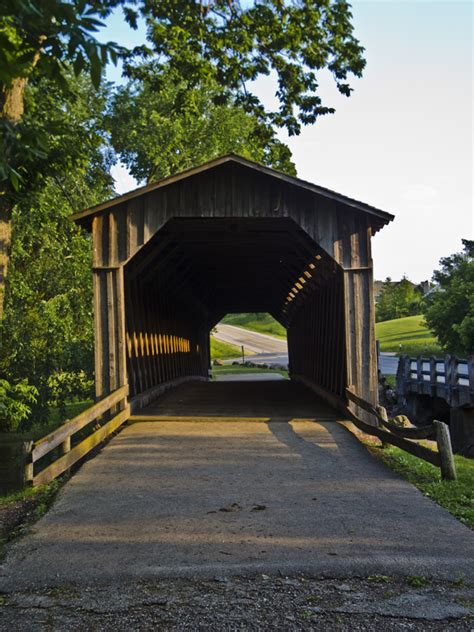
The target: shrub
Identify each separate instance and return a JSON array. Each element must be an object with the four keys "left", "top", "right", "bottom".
[{"left": 0, "top": 379, "right": 38, "bottom": 432}]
